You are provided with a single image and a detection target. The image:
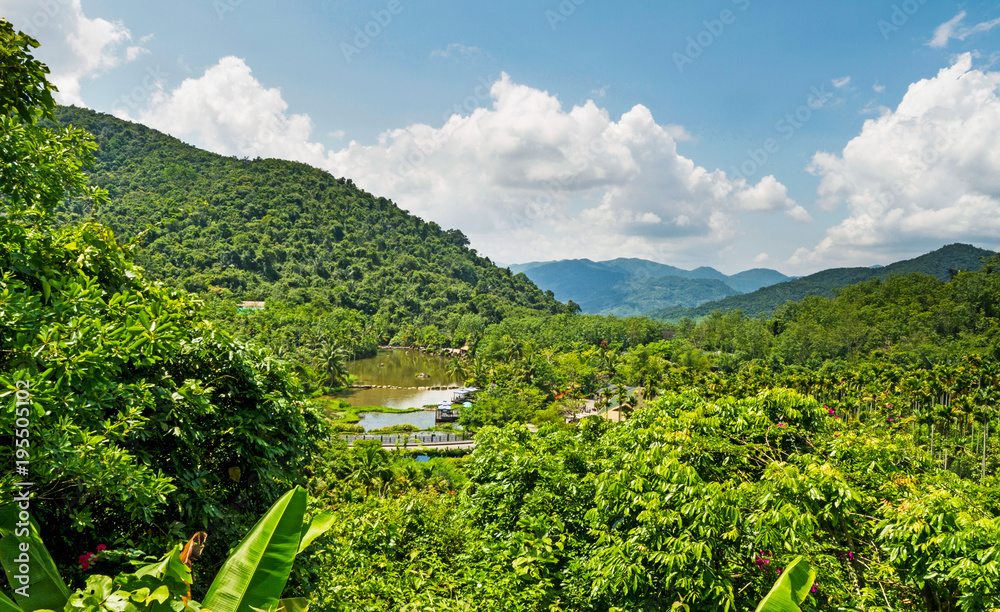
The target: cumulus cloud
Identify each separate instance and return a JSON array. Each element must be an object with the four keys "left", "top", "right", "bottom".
[
  {"left": 796, "top": 54, "right": 1000, "bottom": 266},
  {"left": 129, "top": 56, "right": 326, "bottom": 162},
  {"left": 929, "top": 11, "right": 1000, "bottom": 48},
  {"left": 125, "top": 58, "right": 805, "bottom": 265},
  {"left": 0, "top": 0, "right": 136, "bottom": 105}
]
